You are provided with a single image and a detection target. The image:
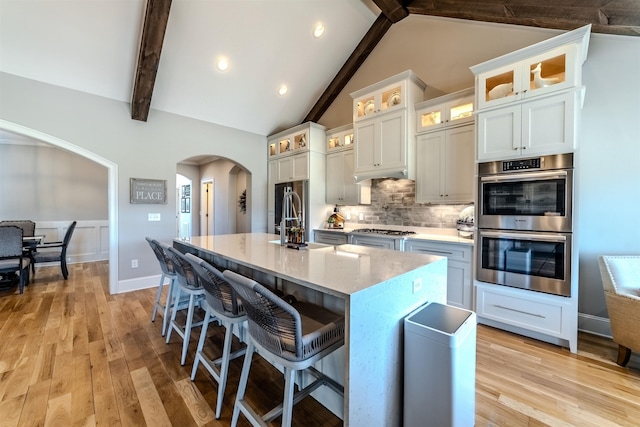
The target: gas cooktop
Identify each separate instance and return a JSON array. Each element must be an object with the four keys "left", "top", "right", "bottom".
[{"left": 352, "top": 228, "right": 417, "bottom": 236}]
